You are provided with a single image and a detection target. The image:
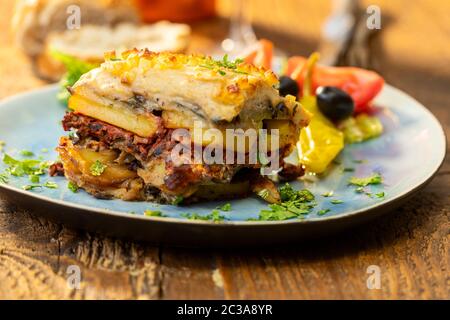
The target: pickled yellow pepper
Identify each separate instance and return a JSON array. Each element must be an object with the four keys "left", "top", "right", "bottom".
[{"left": 297, "top": 53, "right": 344, "bottom": 173}]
